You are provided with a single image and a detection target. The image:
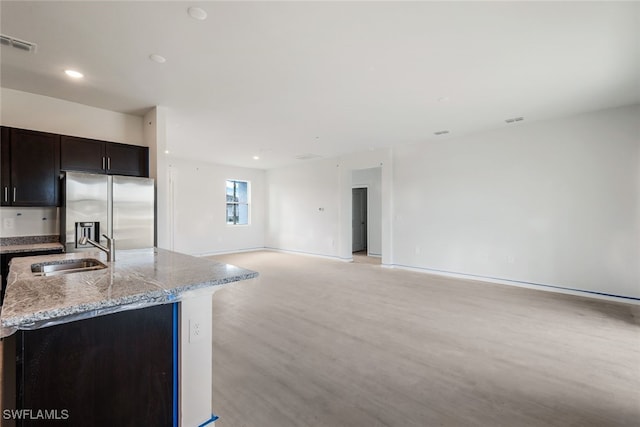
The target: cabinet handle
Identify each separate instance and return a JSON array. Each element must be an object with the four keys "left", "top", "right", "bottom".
[
  {"left": 3, "top": 187, "right": 7, "bottom": 203},
  {"left": 102, "top": 157, "right": 106, "bottom": 170},
  {"left": 107, "top": 157, "right": 111, "bottom": 170},
  {"left": 13, "top": 187, "right": 16, "bottom": 202}
]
